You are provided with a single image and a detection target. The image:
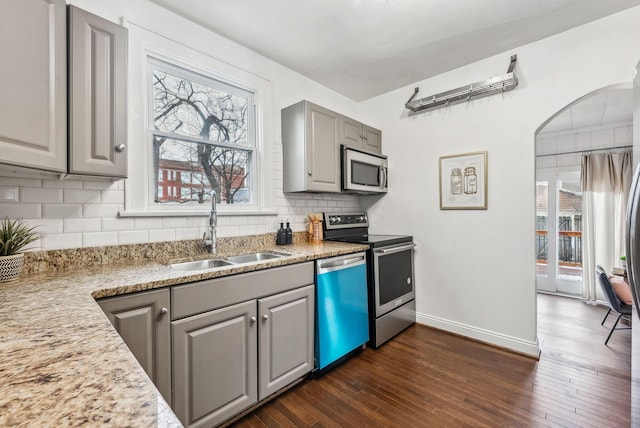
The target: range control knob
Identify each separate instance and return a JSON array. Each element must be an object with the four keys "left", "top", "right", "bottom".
[
  {"left": 335, "top": 216, "right": 342, "bottom": 223},
  {"left": 357, "top": 216, "right": 366, "bottom": 222}
]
